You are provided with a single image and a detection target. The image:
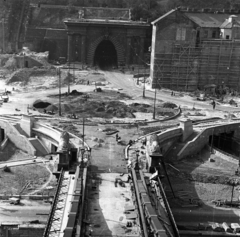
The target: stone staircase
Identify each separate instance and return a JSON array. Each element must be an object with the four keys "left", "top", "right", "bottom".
[
  {"left": 28, "top": 137, "right": 49, "bottom": 156},
  {"left": 13, "top": 123, "right": 29, "bottom": 137}
]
